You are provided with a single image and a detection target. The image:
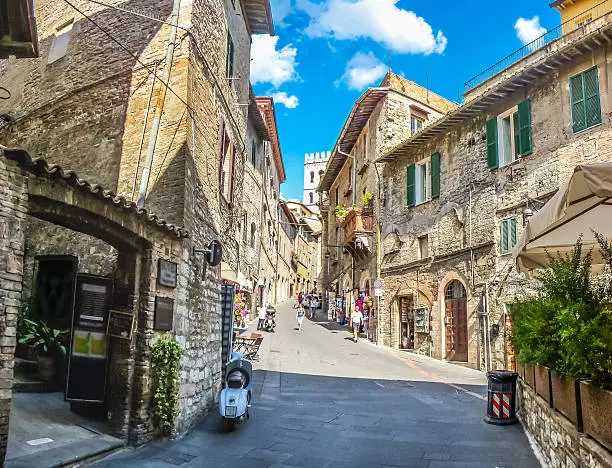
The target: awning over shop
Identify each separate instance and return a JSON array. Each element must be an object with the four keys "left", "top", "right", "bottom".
[
  {"left": 514, "top": 162, "right": 612, "bottom": 272},
  {"left": 221, "top": 261, "right": 237, "bottom": 283},
  {"left": 236, "top": 271, "right": 253, "bottom": 292}
]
